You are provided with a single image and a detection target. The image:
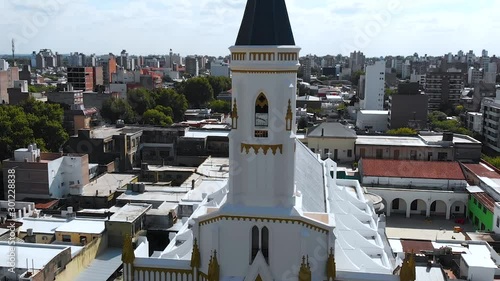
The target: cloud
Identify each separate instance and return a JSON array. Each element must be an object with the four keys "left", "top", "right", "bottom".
[{"left": 0, "top": 0, "right": 499, "bottom": 57}]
